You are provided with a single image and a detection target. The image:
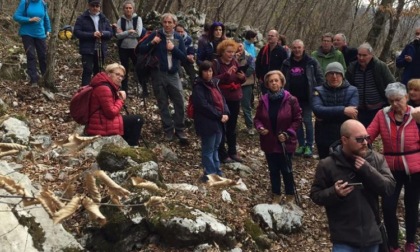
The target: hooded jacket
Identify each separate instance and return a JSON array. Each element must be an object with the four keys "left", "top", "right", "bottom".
[
  {"left": 310, "top": 144, "right": 395, "bottom": 247},
  {"left": 396, "top": 41, "right": 420, "bottom": 84},
  {"left": 85, "top": 72, "right": 124, "bottom": 136},
  {"left": 311, "top": 46, "right": 347, "bottom": 73}
]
